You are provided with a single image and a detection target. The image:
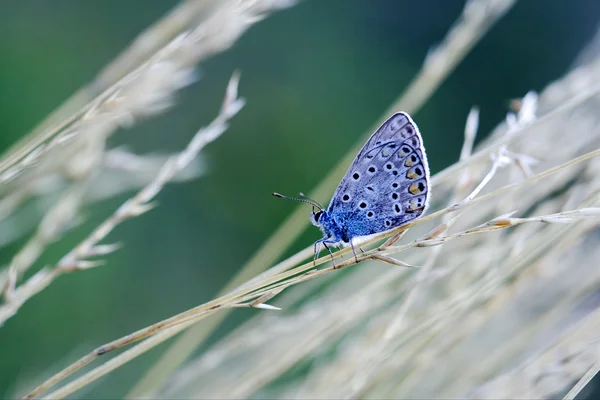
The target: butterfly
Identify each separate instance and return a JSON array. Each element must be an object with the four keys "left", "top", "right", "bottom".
[{"left": 274, "top": 112, "right": 430, "bottom": 263}]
